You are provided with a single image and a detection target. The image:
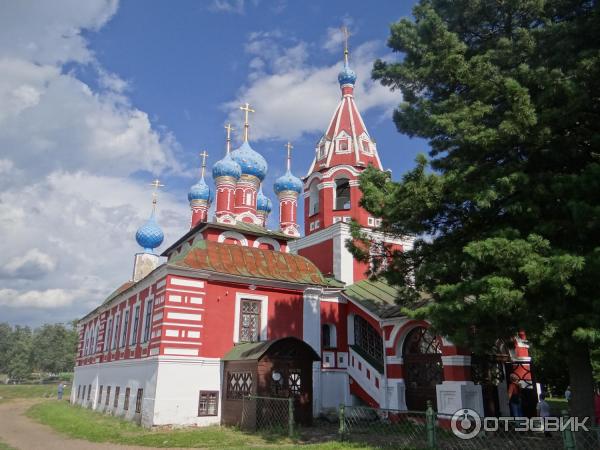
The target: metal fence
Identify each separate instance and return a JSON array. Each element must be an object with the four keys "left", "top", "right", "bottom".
[
  {"left": 338, "top": 403, "right": 600, "bottom": 450},
  {"left": 240, "top": 395, "right": 294, "bottom": 437}
]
